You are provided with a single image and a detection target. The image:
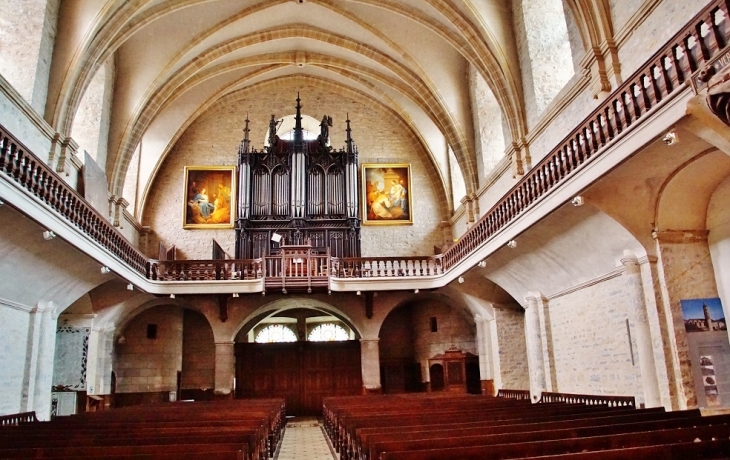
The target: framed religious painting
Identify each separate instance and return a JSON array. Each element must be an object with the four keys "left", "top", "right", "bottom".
[
  {"left": 361, "top": 163, "right": 413, "bottom": 225},
  {"left": 183, "top": 166, "right": 236, "bottom": 229}
]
